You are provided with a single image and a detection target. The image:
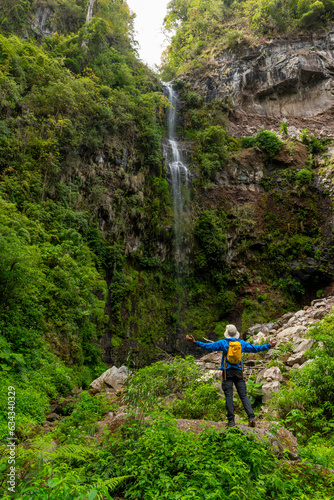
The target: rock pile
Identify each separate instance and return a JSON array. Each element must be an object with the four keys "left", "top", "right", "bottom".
[{"left": 195, "top": 296, "right": 334, "bottom": 402}]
